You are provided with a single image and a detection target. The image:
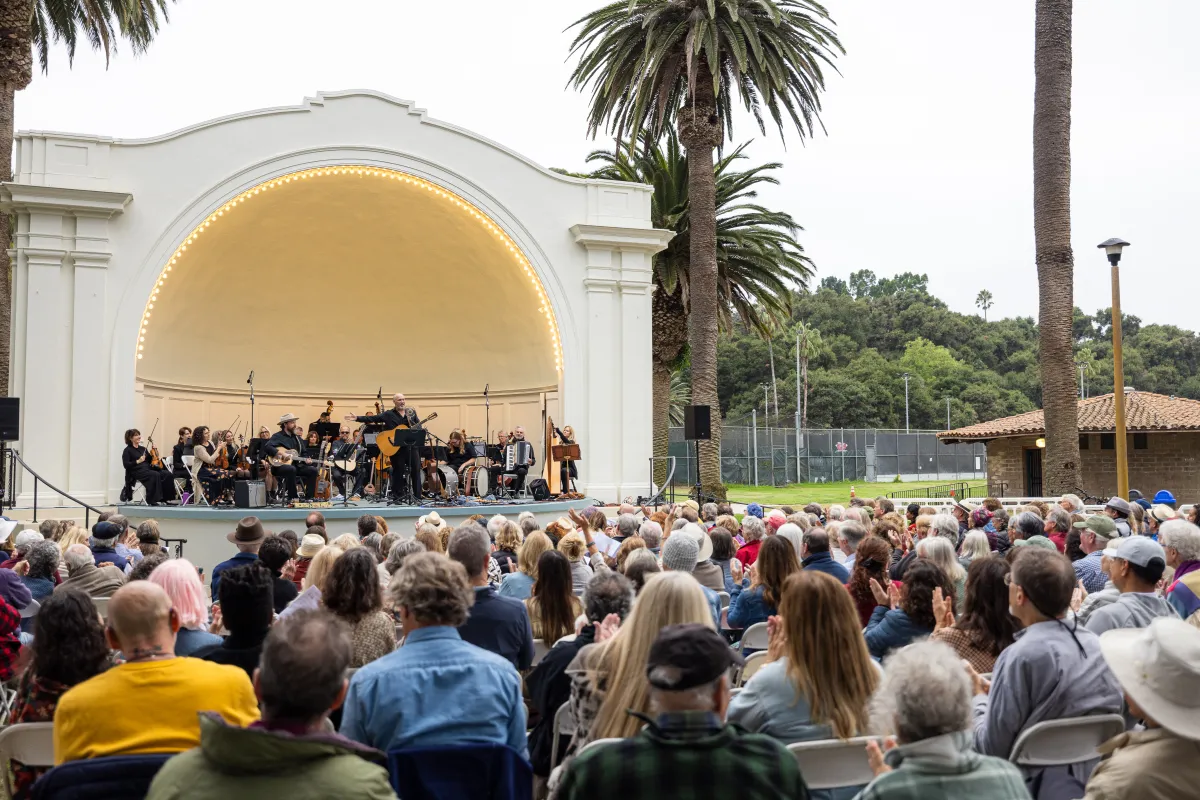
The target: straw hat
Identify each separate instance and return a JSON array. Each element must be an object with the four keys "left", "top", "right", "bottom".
[
  {"left": 1099, "top": 617, "right": 1200, "bottom": 740},
  {"left": 679, "top": 521, "right": 713, "bottom": 563},
  {"left": 297, "top": 533, "right": 325, "bottom": 558},
  {"left": 278, "top": 413, "right": 299, "bottom": 424}
]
